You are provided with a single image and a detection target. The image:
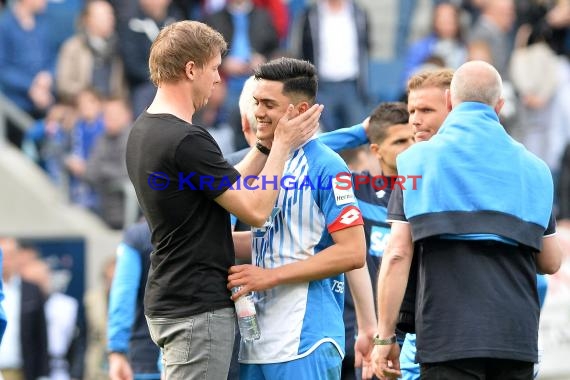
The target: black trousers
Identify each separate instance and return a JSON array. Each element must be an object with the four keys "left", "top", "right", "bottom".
[{"left": 421, "top": 358, "right": 533, "bottom": 380}]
